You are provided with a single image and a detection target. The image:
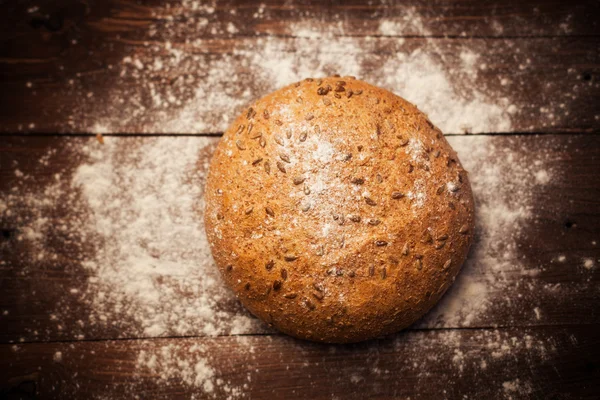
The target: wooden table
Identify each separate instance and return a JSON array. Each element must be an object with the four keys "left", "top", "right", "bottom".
[{"left": 1, "top": 1, "right": 599, "bottom": 398}]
